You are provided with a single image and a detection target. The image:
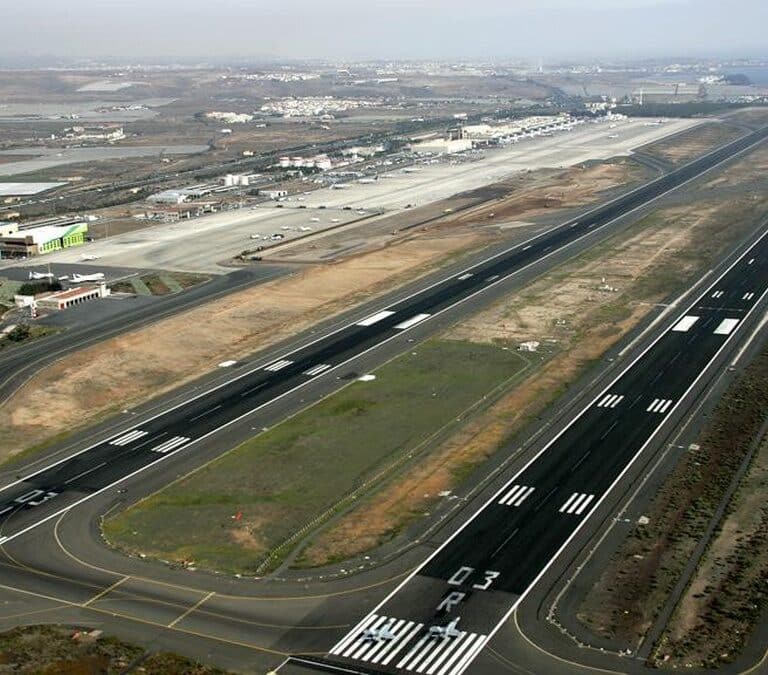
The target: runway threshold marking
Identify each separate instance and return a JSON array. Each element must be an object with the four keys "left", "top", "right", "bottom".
[
  {"left": 168, "top": 590, "right": 215, "bottom": 628},
  {"left": 84, "top": 575, "right": 130, "bottom": 607},
  {"left": 743, "top": 292, "right": 755, "bottom": 300}
]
